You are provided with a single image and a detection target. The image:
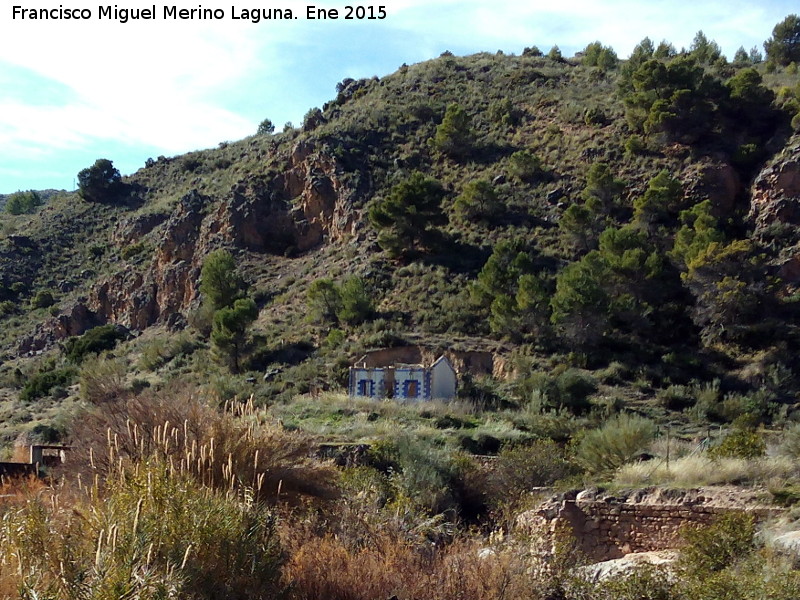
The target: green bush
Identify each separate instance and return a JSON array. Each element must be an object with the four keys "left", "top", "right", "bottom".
[
  {"left": 516, "top": 369, "right": 596, "bottom": 414},
  {"left": 624, "top": 135, "right": 646, "bottom": 156},
  {"left": 30, "top": 290, "right": 55, "bottom": 309},
  {"left": 507, "top": 150, "right": 543, "bottom": 182},
  {"left": 494, "top": 439, "right": 578, "bottom": 493},
  {"left": 708, "top": 428, "right": 766, "bottom": 459},
  {"left": 77, "top": 158, "right": 124, "bottom": 203},
  {"left": 63, "top": 324, "right": 128, "bottom": 364},
  {"left": 5, "top": 190, "right": 42, "bottom": 215},
  {"left": 575, "top": 413, "right": 656, "bottom": 475},
  {"left": 20, "top": 367, "right": 76, "bottom": 402},
  {"left": 120, "top": 241, "right": 146, "bottom": 260},
  {"left": 778, "top": 422, "right": 800, "bottom": 458},
  {"left": 584, "top": 106, "right": 606, "bottom": 126},
  {"left": 0, "top": 299, "right": 17, "bottom": 317},
  {"left": 555, "top": 369, "right": 597, "bottom": 414},
  {"left": 678, "top": 512, "right": 756, "bottom": 575}
]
